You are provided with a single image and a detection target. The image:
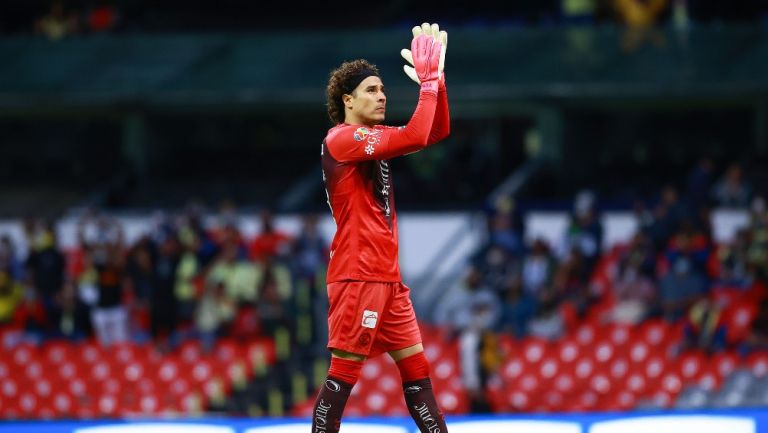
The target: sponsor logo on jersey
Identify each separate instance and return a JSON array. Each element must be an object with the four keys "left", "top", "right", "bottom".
[
  {"left": 361, "top": 310, "right": 378, "bottom": 329},
  {"left": 353, "top": 127, "right": 370, "bottom": 141}
]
